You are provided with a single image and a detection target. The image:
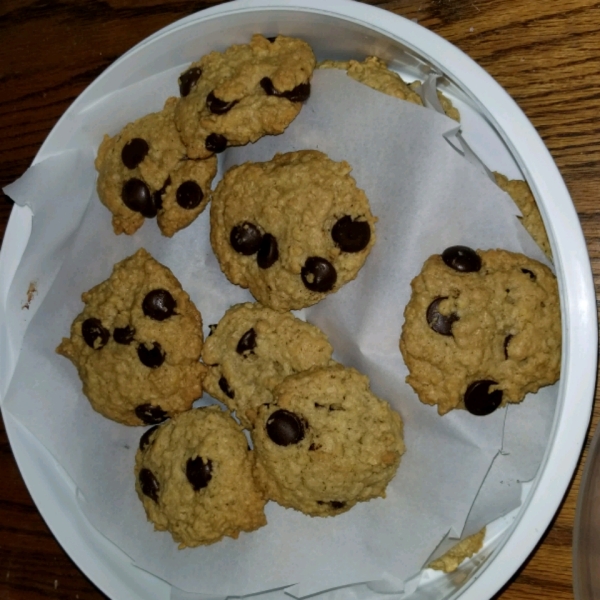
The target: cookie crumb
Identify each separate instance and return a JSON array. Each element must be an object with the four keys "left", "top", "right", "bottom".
[
  {"left": 22, "top": 281, "right": 37, "bottom": 309},
  {"left": 428, "top": 528, "right": 486, "bottom": 573}
]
